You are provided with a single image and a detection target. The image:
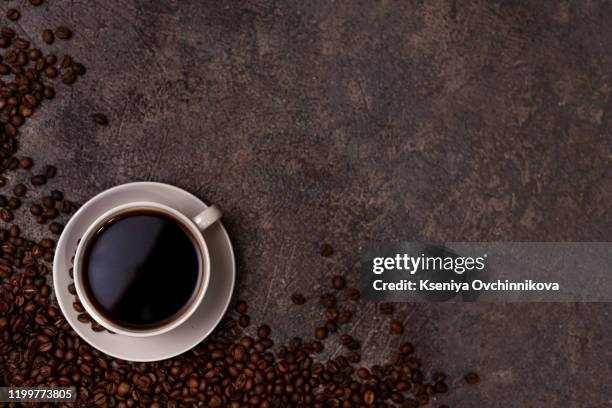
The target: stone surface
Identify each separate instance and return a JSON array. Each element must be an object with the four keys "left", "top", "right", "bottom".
[{"left": 6, "top": 0, "right": 611, "bottom": 406}]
